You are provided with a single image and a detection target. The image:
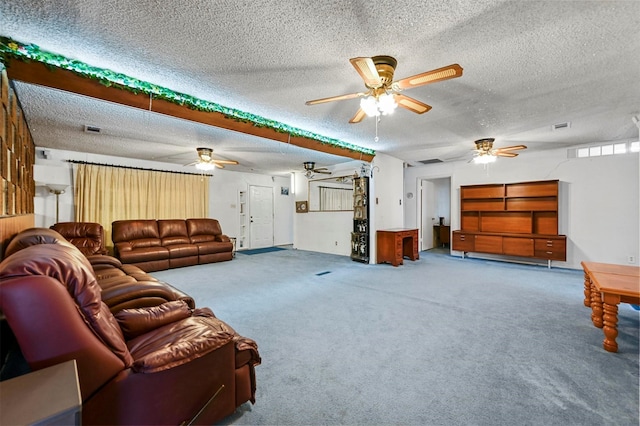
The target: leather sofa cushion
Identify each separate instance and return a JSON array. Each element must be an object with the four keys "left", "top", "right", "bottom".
[
  {"left": 166, "top": 244, "right": 199, "bottom": 258},
  {"left": 115, "top": 300, "right": 192, "bottom": 339},
  {"left": 113, "top": 219, "right": 160, "bottom": 242},
  {"left": 127, "top": 315, "right": 235, "bottom": 373},
  {"left": 50, "top": 222, "right": 107, "bottom": 256},
  {"left": 187, "top": 218, "right": 222, "bottom": 239},
  {"left": 119, "top": 246, "right": 169, "bottom": 262},
  {"left": 158, "top": 220, "right": 190, "bottom": 246}
]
